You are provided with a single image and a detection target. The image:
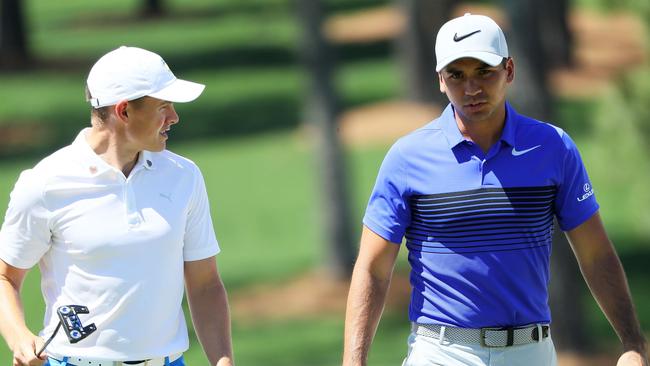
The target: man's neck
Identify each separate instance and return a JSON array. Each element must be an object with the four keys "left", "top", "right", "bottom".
[
  {"left": 86, "top": 126, "right": 140, "bottom": 177},
  {"left": 454, "top": 105, "right": 506, "bottom": 154}
]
